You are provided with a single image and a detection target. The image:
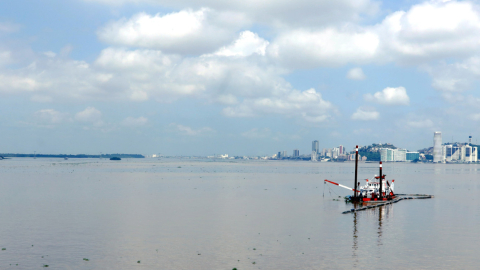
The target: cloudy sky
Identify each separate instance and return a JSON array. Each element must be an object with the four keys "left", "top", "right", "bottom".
[{"left": 1, "top": 0, "right": 480, "bottom": 156}]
